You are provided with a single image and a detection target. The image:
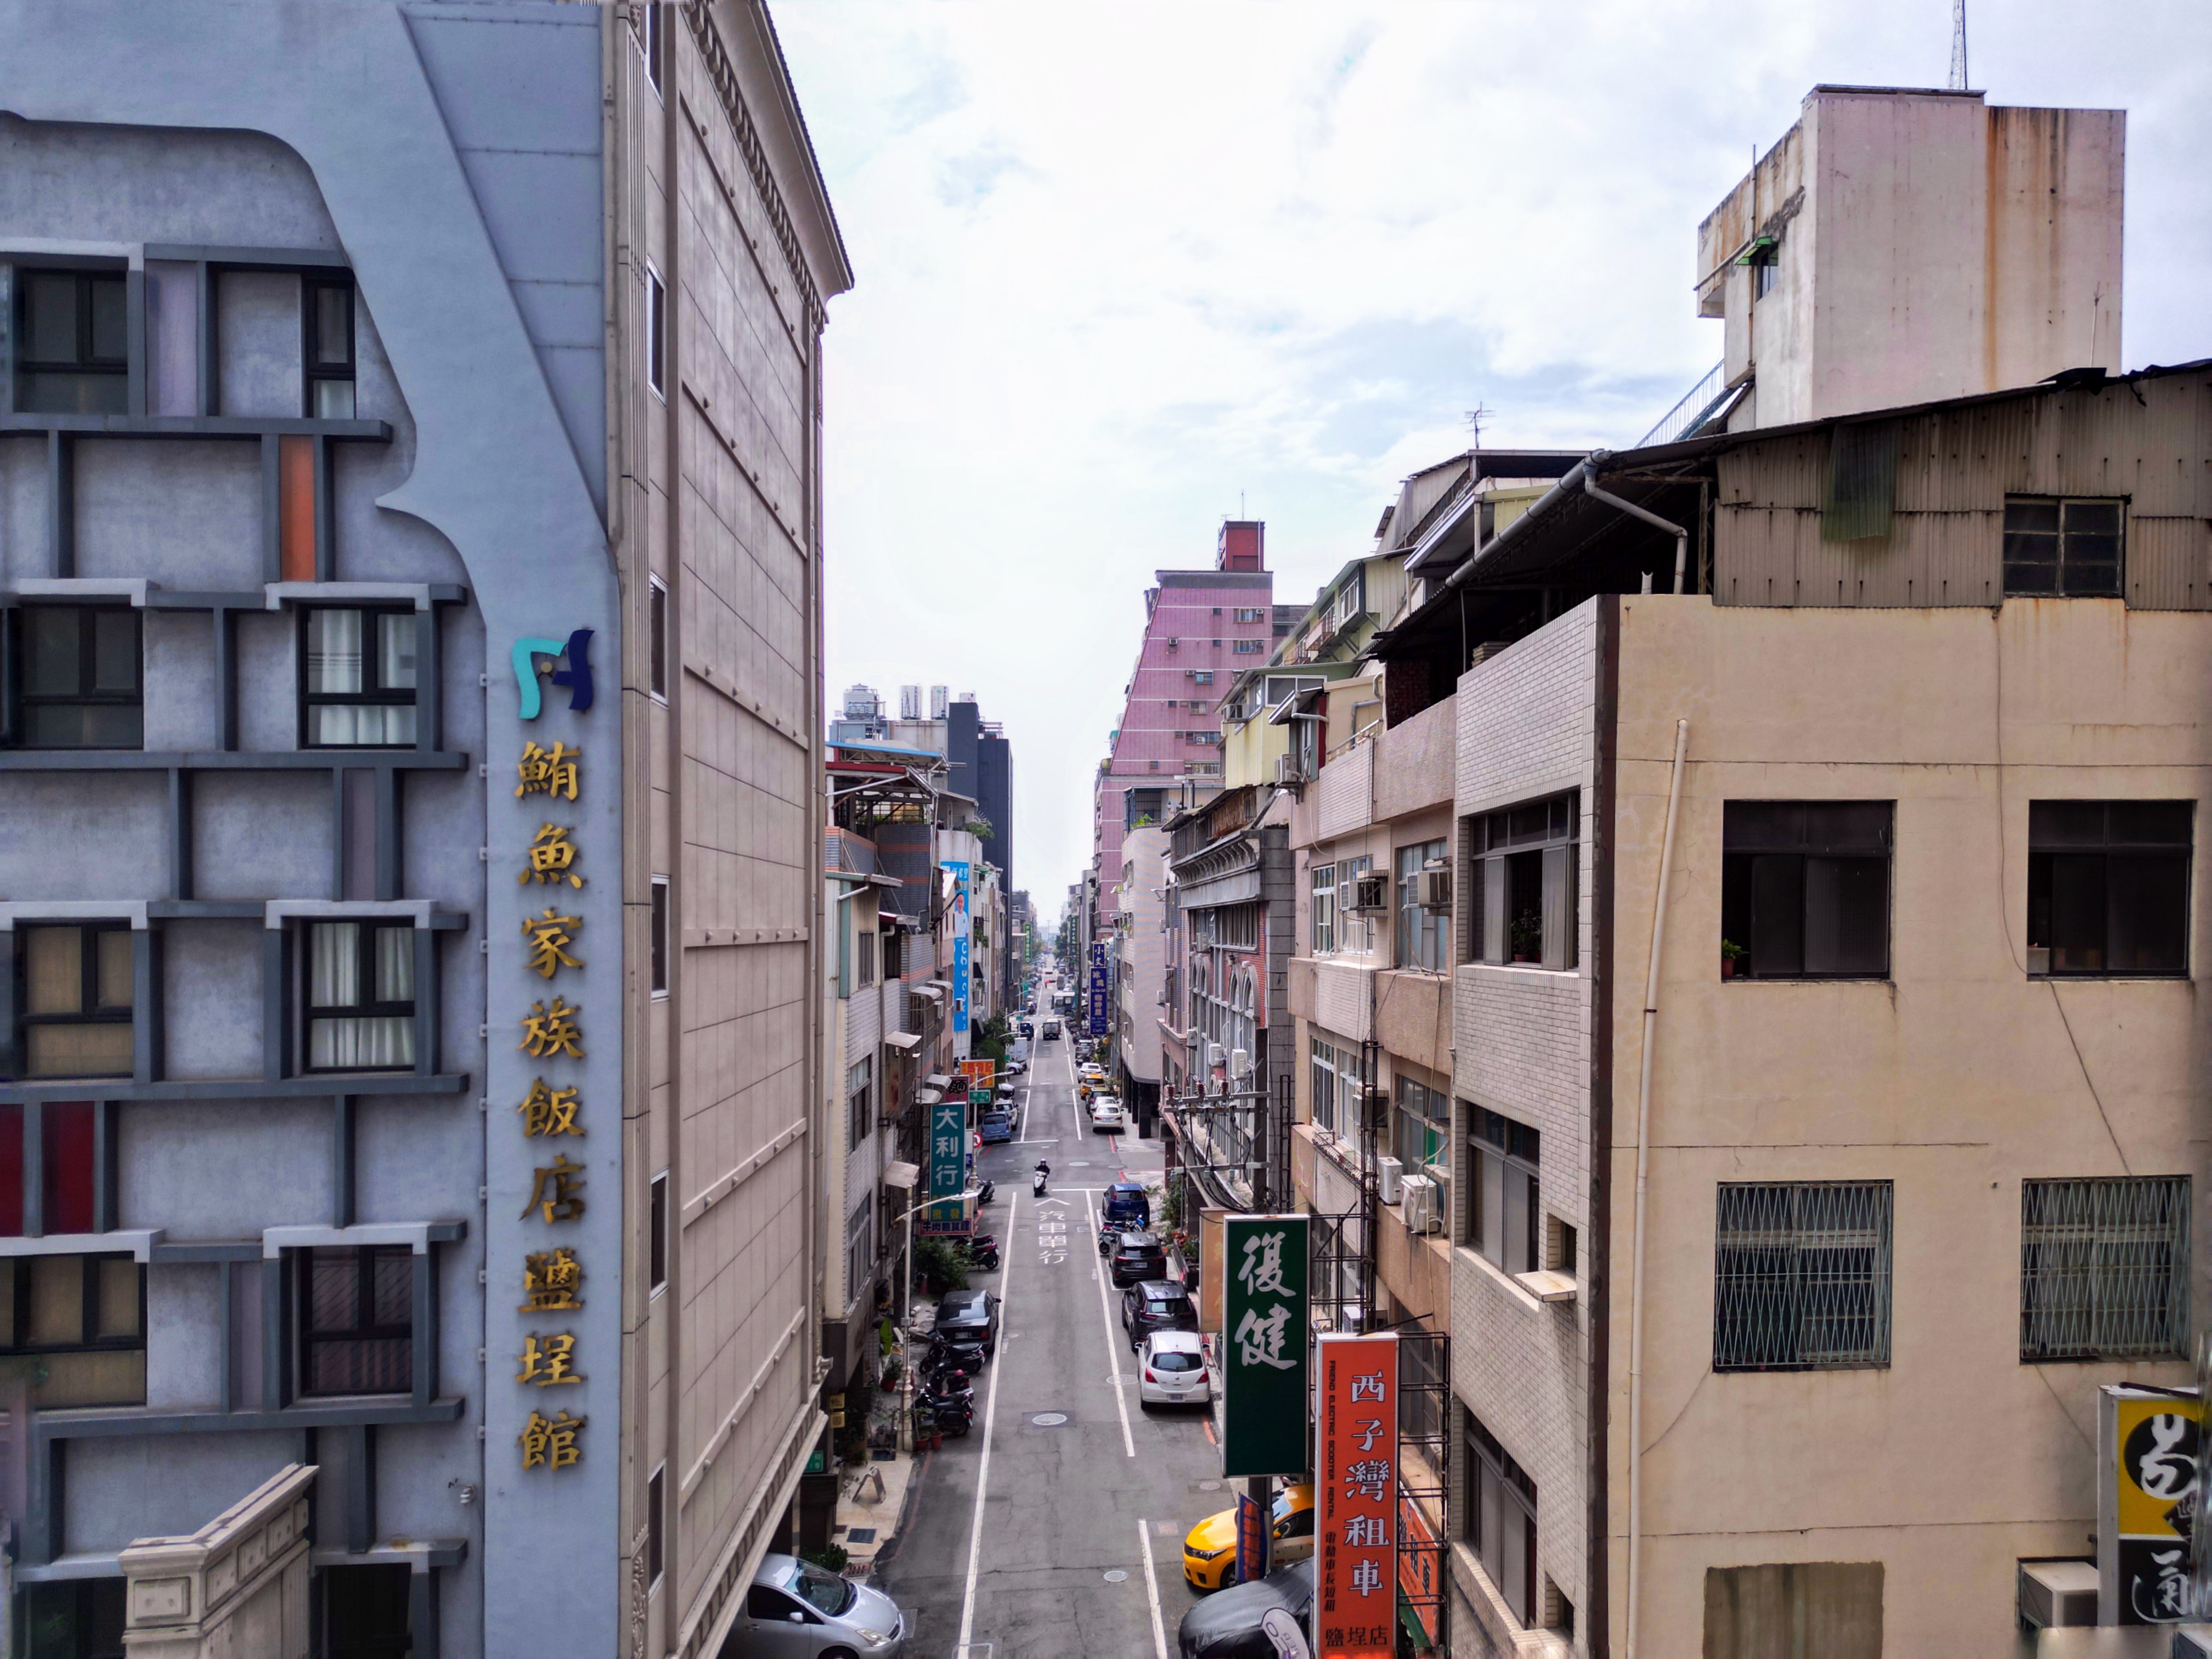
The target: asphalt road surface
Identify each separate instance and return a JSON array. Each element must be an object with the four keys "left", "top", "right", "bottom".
[{"left": 877, "top": 1026, "right": 1227, "bottom": 1658}]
